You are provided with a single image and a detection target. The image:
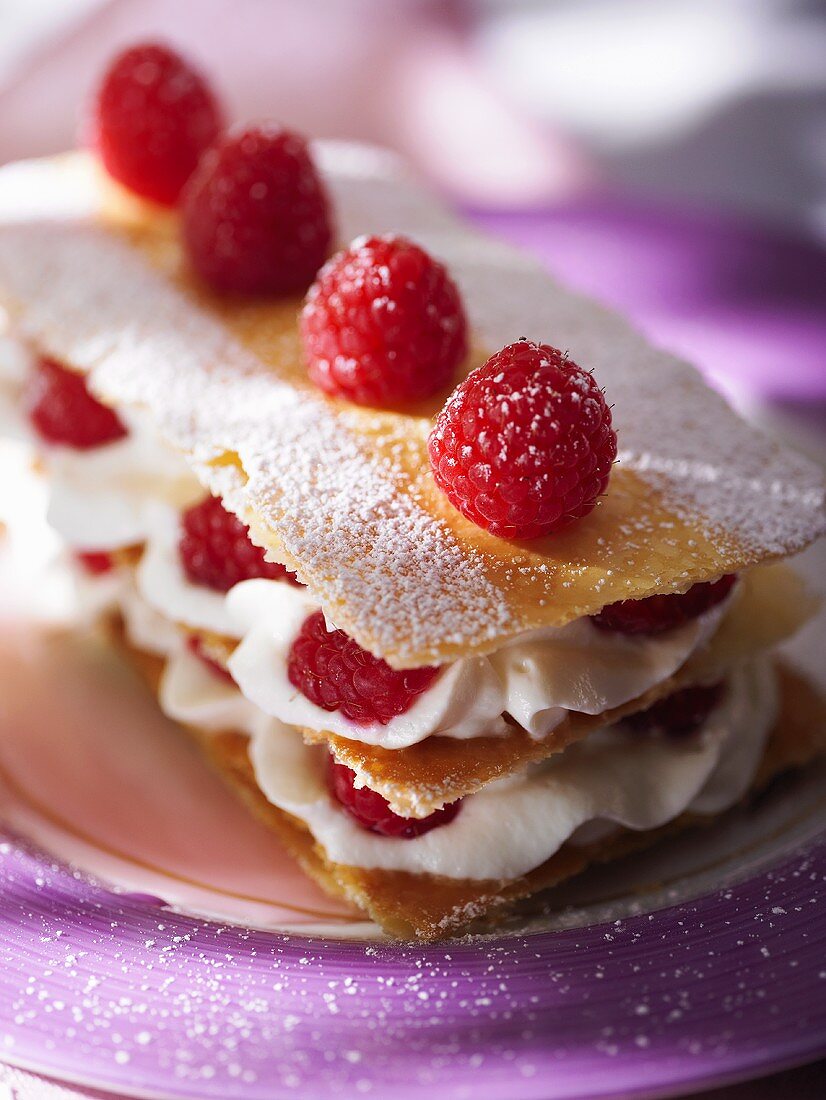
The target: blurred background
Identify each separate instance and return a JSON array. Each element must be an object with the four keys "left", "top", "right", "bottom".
[
  {"left": 2, "top": 0, "right": 826, "bottom": 229},
  {"left": 0, "top": 0, "right": 824, "bottom": 414}
]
